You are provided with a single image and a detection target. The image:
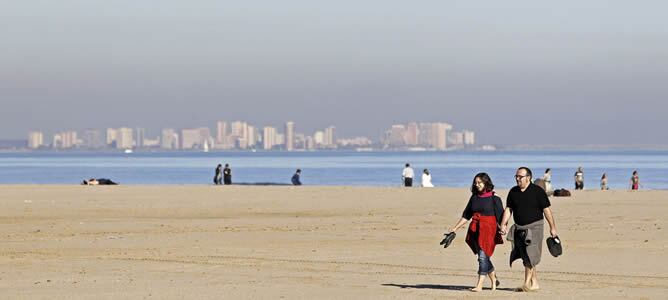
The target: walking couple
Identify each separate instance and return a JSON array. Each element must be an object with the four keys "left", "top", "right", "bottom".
[{"left": 446, "top": 167, "right": 558, "bottom": 292}]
